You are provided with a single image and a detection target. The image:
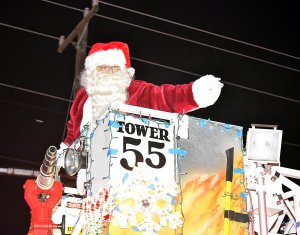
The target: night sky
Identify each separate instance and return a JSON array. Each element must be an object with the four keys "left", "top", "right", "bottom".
[{"left": 1, "top": 0, "right": 299, "bottom": 234}]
